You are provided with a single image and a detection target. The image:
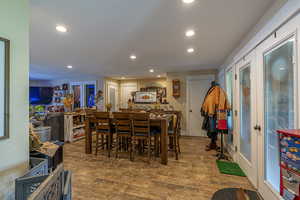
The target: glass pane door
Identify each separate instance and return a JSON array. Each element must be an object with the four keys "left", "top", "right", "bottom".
[
  {"left": 240, "top": 66, "right": 251, "bottom": 162},
  {"left": 72, "top": 85, "right": 81, "bottom": 109},
  {"left": 85, "top": 84, "right": 95, "bottom": 108},
  {"left": 263, "top": 38, "right": 295, "bottom": 192},
  {"left": 226, "top": 70, "right": 234, "bottom": 145}
]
